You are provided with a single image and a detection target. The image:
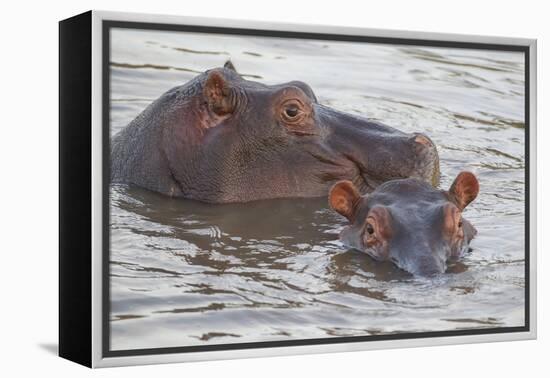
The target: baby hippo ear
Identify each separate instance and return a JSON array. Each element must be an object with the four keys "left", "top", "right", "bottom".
[
  {"left": 329, "top": 180, "right": 361, "bottom": 221},
  {"left": 449, "top": 171, "right": 479, "bottom": 210},
  {"left": 203, "top": 70, "right": 235, "bottom": 115}
]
